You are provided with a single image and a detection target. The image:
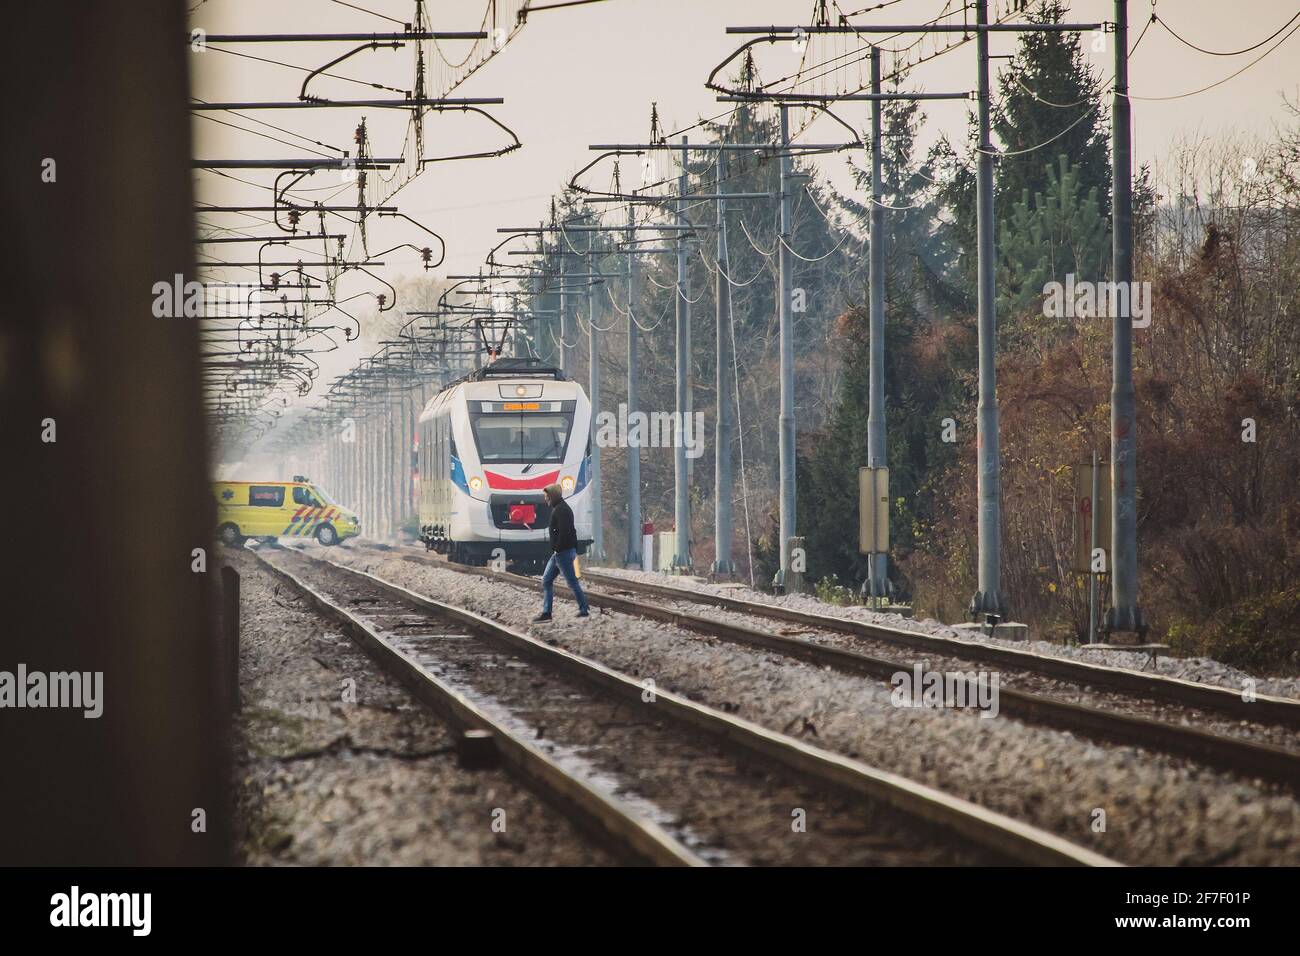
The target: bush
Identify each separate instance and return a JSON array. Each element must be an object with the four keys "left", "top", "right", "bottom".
[
  {"left": 1166, "top": 585, "right": 1300, "bottom": 676},
  {"left": 814, "top": 575, "right": 858, "bottom": 606}
]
